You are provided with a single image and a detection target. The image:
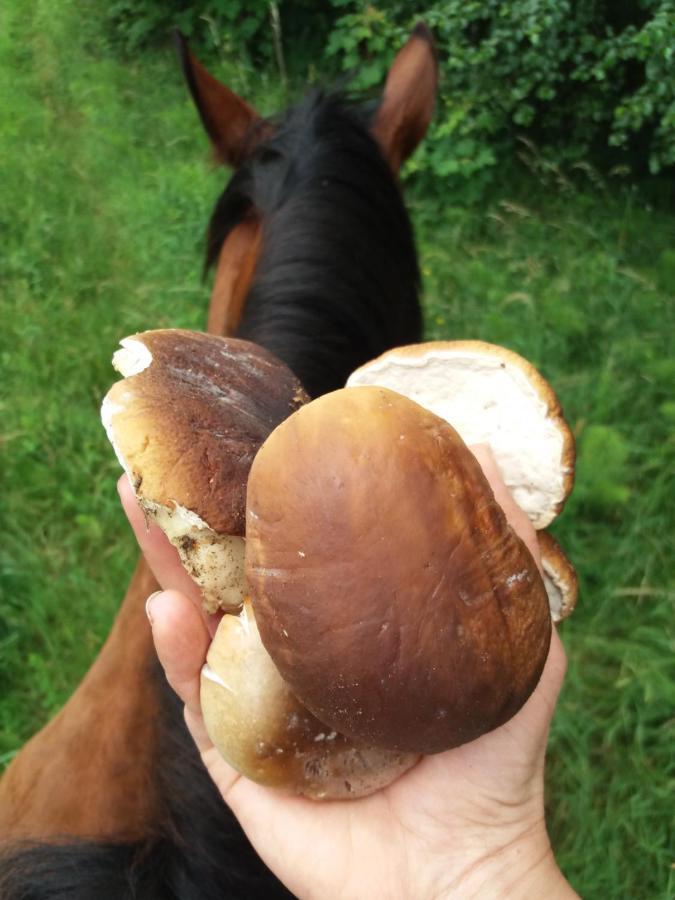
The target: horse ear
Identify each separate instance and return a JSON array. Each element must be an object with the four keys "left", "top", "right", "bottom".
[
  {"left": 371, "top": 23, "right": 438, "bottom": 172},
  {"left": 175, "top": 32, "right": 262, "bottom": 167}
]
